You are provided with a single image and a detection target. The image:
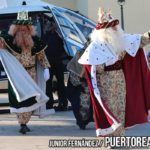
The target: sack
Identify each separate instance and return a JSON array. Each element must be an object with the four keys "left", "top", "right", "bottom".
[{"left": 67, "top": 41, "right": 90, "bottom": 78}]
